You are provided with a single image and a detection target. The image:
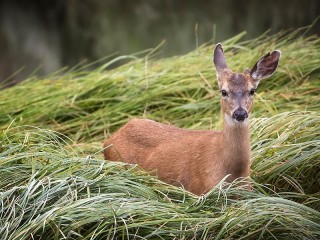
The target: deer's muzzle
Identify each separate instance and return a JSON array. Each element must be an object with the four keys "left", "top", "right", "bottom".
[{"left": 232, "top": 108, "right": 248, "bottom": 121}]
